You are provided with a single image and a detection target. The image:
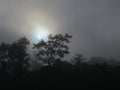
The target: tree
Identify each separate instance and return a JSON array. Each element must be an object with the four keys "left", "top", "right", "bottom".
[
  {"left": 8, "top": 37, "right": 30, "bottom": 76},
  {"left": 71, "top": 53, "right": 87, "bottom": 65},
  {"left": 71, "top": 53, "right": 87, "bottom": 72},
  {"left": 0, "top": 42, "right": 9, "bottom": 62},
  {"left": 33, "top": 33, "right": 72, "bottom": 67},
  {"left": 0, "top": 42, "right": 10, "bottom": 74}
]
